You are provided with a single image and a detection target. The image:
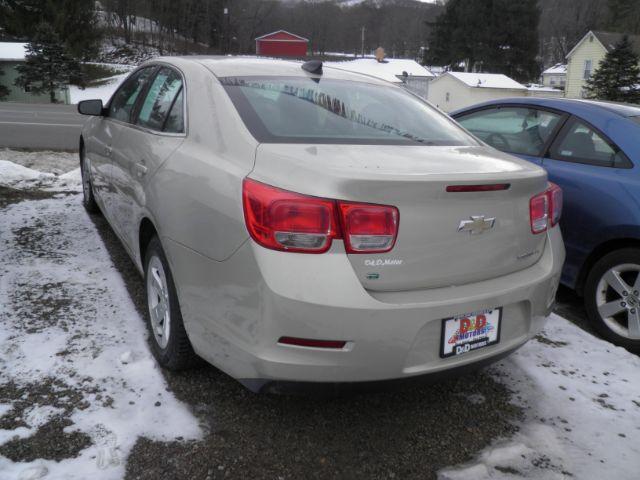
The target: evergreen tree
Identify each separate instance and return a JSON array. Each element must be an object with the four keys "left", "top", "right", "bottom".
[
  {"left": 15, "top": 23, "right": 81, "bottom": 103},
  {"left": 425, "top": 0, "right": 540, "bottom": 82},
  {"left": 585, "top": 36, "right": 640, "bottom": 103},
  {"left": 0, "top": 67, "right": 9, "bottom": 100}
]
